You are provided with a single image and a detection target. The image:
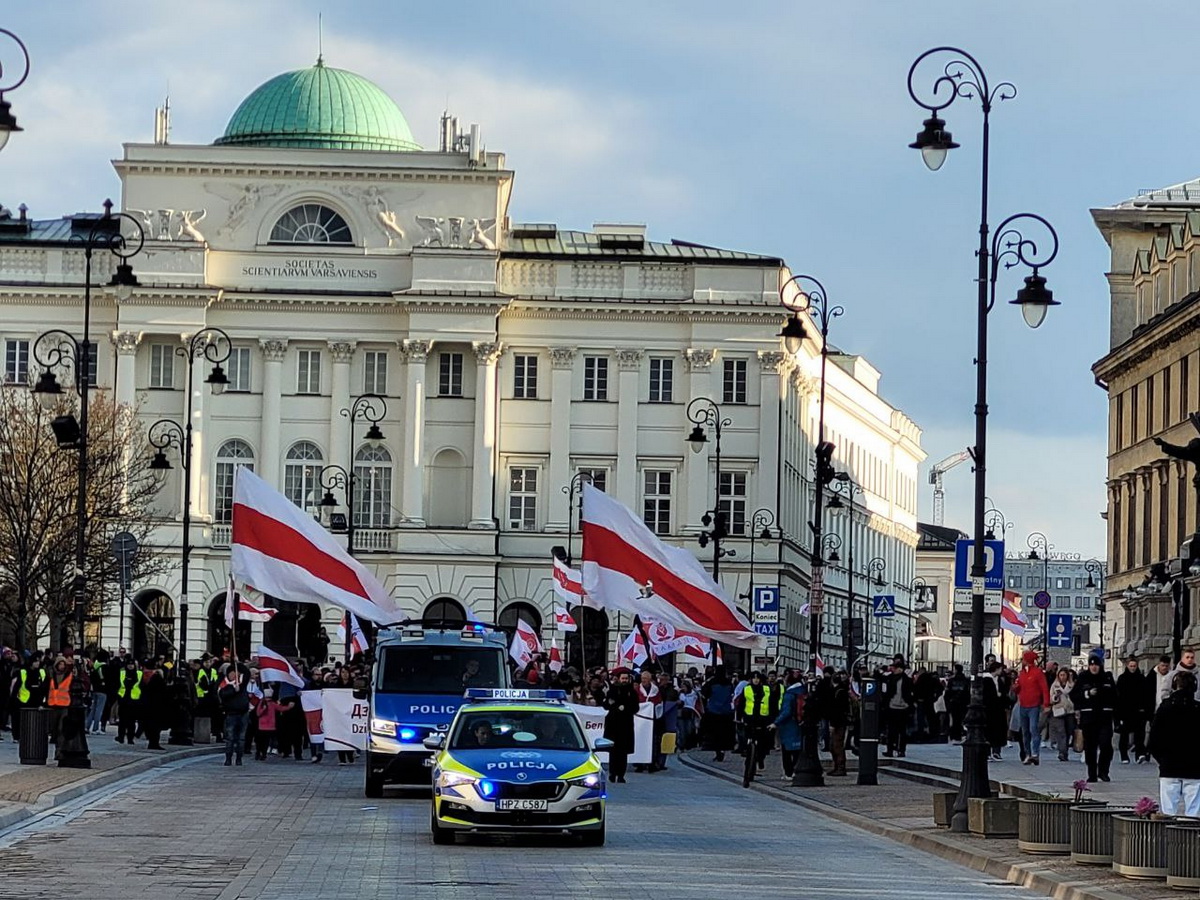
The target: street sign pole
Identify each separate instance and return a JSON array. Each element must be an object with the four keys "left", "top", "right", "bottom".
[{"left": 110, "top": 531, "right": 138, "bottom": 652}]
